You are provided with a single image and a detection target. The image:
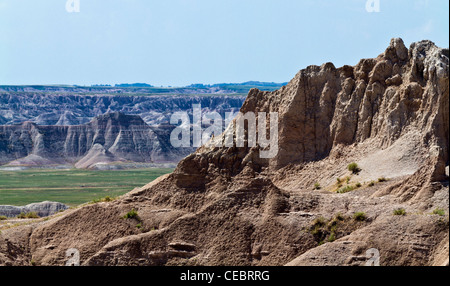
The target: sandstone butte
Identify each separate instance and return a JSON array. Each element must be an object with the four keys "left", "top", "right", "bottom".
[{"left": 0, "top": 38, "right": 448, "bottom": 266}]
